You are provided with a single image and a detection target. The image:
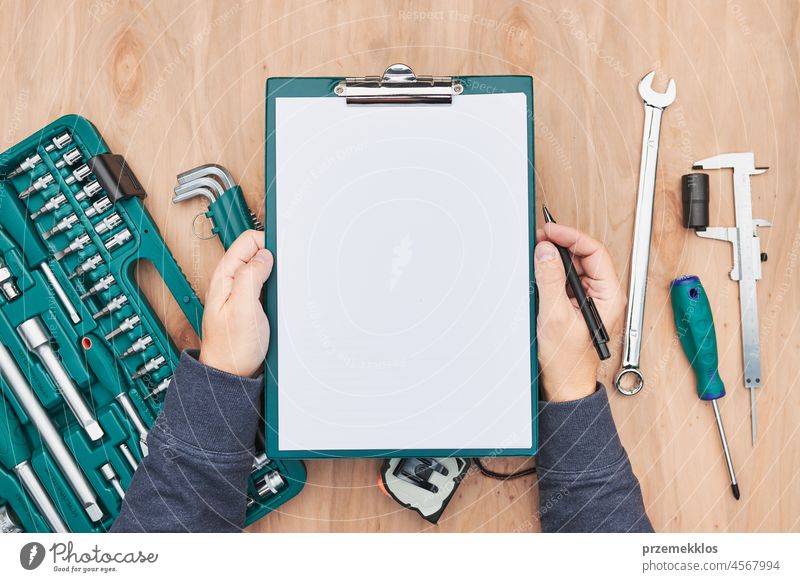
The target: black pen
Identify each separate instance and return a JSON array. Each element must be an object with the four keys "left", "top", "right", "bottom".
[{"left": 542, "top": 207, "right": 611, "bottom": 360}]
